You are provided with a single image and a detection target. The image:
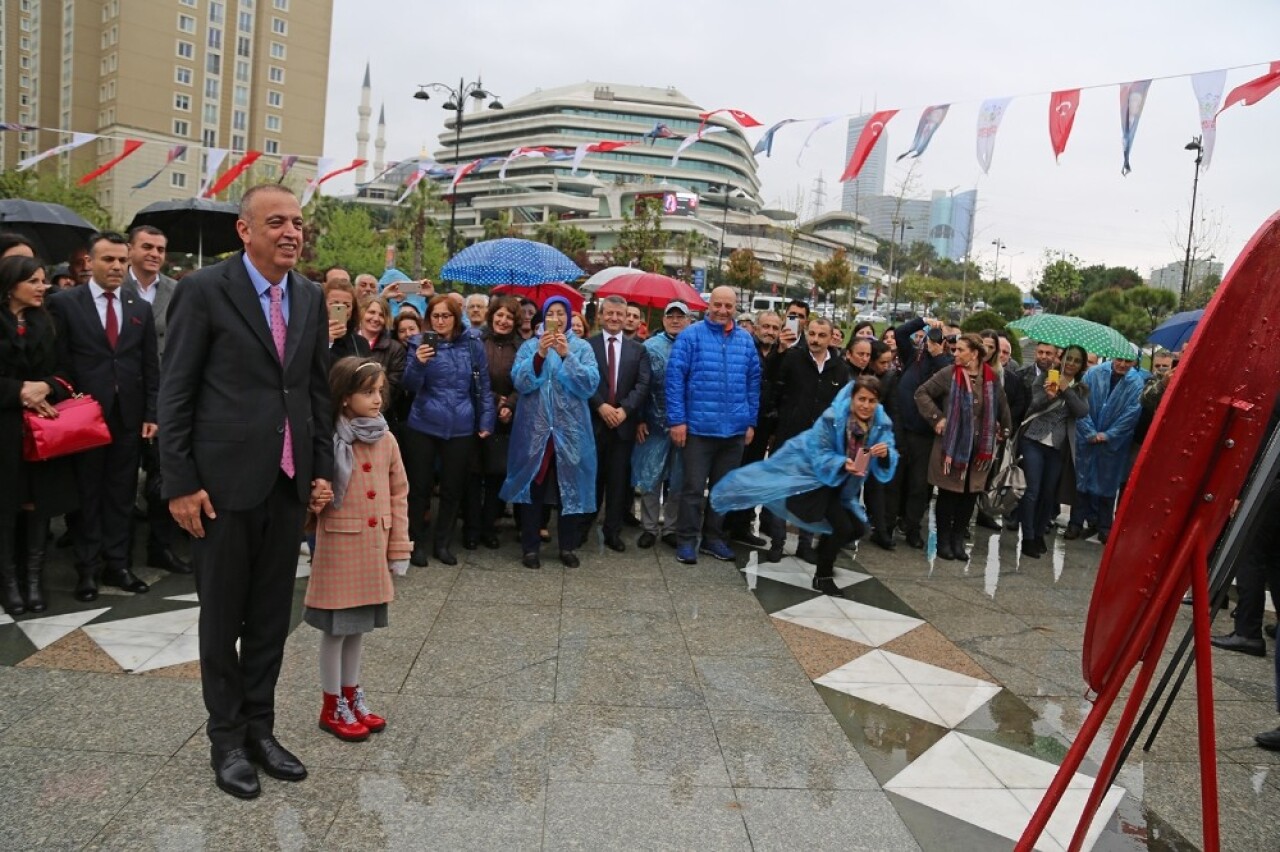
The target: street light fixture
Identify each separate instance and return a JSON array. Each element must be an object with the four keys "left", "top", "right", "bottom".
[
  {"left": 412, "top": 79, "right": 504, "bottom": 257},
  {"left": 888, "top": 219, "right": 914, "bottom": 313},
  {"left": 1180, "top": 136, "right": 1204, "bottom": 306},
  {"left": 991, "top": 239, "right": 1006, "bottom": 282},
  {"left": 707, "top": 183, "right": 733, "bottom": 285}
]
